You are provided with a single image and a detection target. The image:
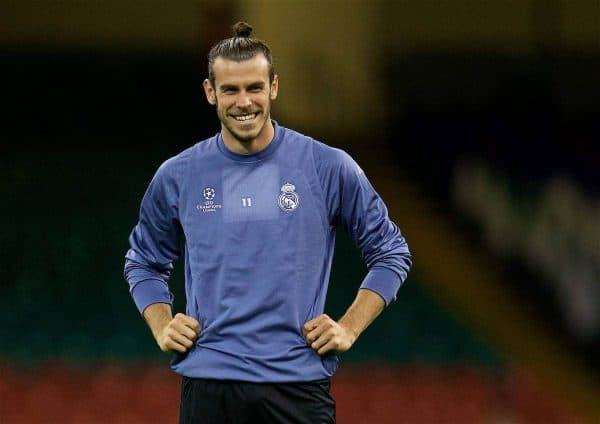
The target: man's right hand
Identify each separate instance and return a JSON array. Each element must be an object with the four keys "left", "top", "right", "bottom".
[
  {"left": 156, "top": 313, "right": 202, "bottom": 353},
  {"left": 143, "top": 304, "right": 201, "bottom": 353}
]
